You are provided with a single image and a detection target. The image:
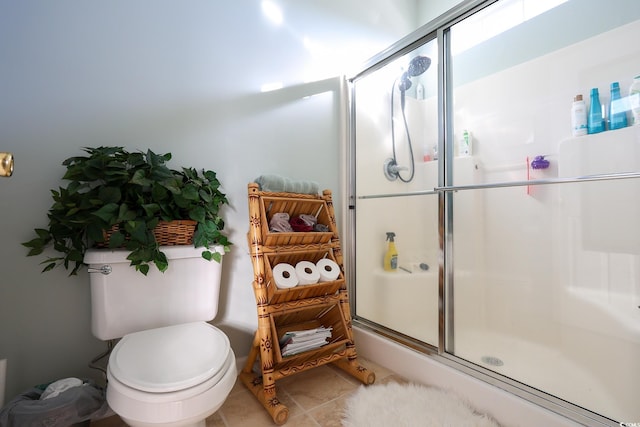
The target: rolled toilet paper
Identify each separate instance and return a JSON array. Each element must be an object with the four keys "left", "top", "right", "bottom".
[
  {"left": 316, "top": 258, "right": 340, "bottom": 282},
  {"left": 295, "top": 261, "right": 320, "bottom": 285},
  {"left": 273, "top": 263, "right": 299, "bottom": 289}
]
